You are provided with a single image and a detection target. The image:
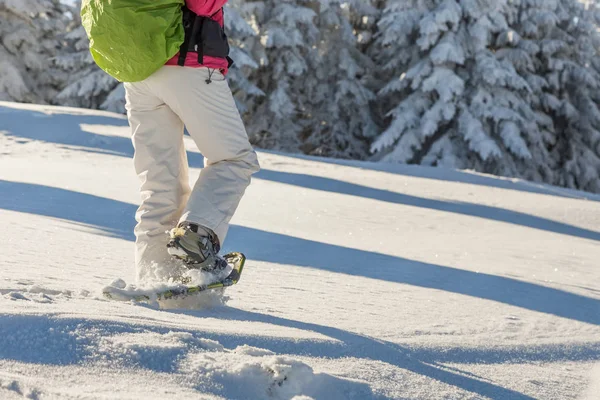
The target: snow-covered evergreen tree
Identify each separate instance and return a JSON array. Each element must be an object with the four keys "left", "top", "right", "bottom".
[
  {"left": 507, "top": 0, "right": 600, "bottom": 192},
  {"left": 224, "top": 0, "right": 265, "bottom": 115},
  {"left": 246, "top": 0, "right": 379, "bottom": 158},
  {"left": 372, "top": 0, "right": 526, "bottom": 169},
  {"left": 298, "top": 0, "right": 379, "bottom": 159},
  {"left": 372, "top": 0, "right": 600, "bottom": 193},
  {"left": 243, "top": 0, "right": 317, "bottom": 151},
  {"left": 0, "top": 0, "right": 67, "bottom": 103},
  {"left": 53, "top": 0, "right": 124, "bottom": 112}
]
